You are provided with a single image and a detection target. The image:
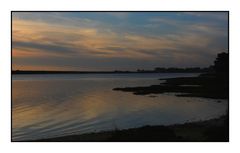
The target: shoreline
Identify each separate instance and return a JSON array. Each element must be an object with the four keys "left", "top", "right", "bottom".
[
  {"left": 113, "top": 75, "right": 229, "bottom": 99},
  {"left": 18, "top": 114, "right": 228, "bottom": 142}
]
